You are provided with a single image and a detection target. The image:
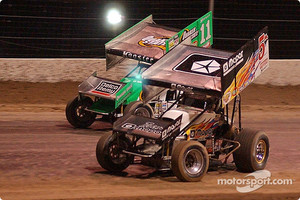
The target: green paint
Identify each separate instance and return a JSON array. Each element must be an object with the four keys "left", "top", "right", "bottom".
[{"left": 165, "top": 11, "right": 213, "bottom": 51}]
